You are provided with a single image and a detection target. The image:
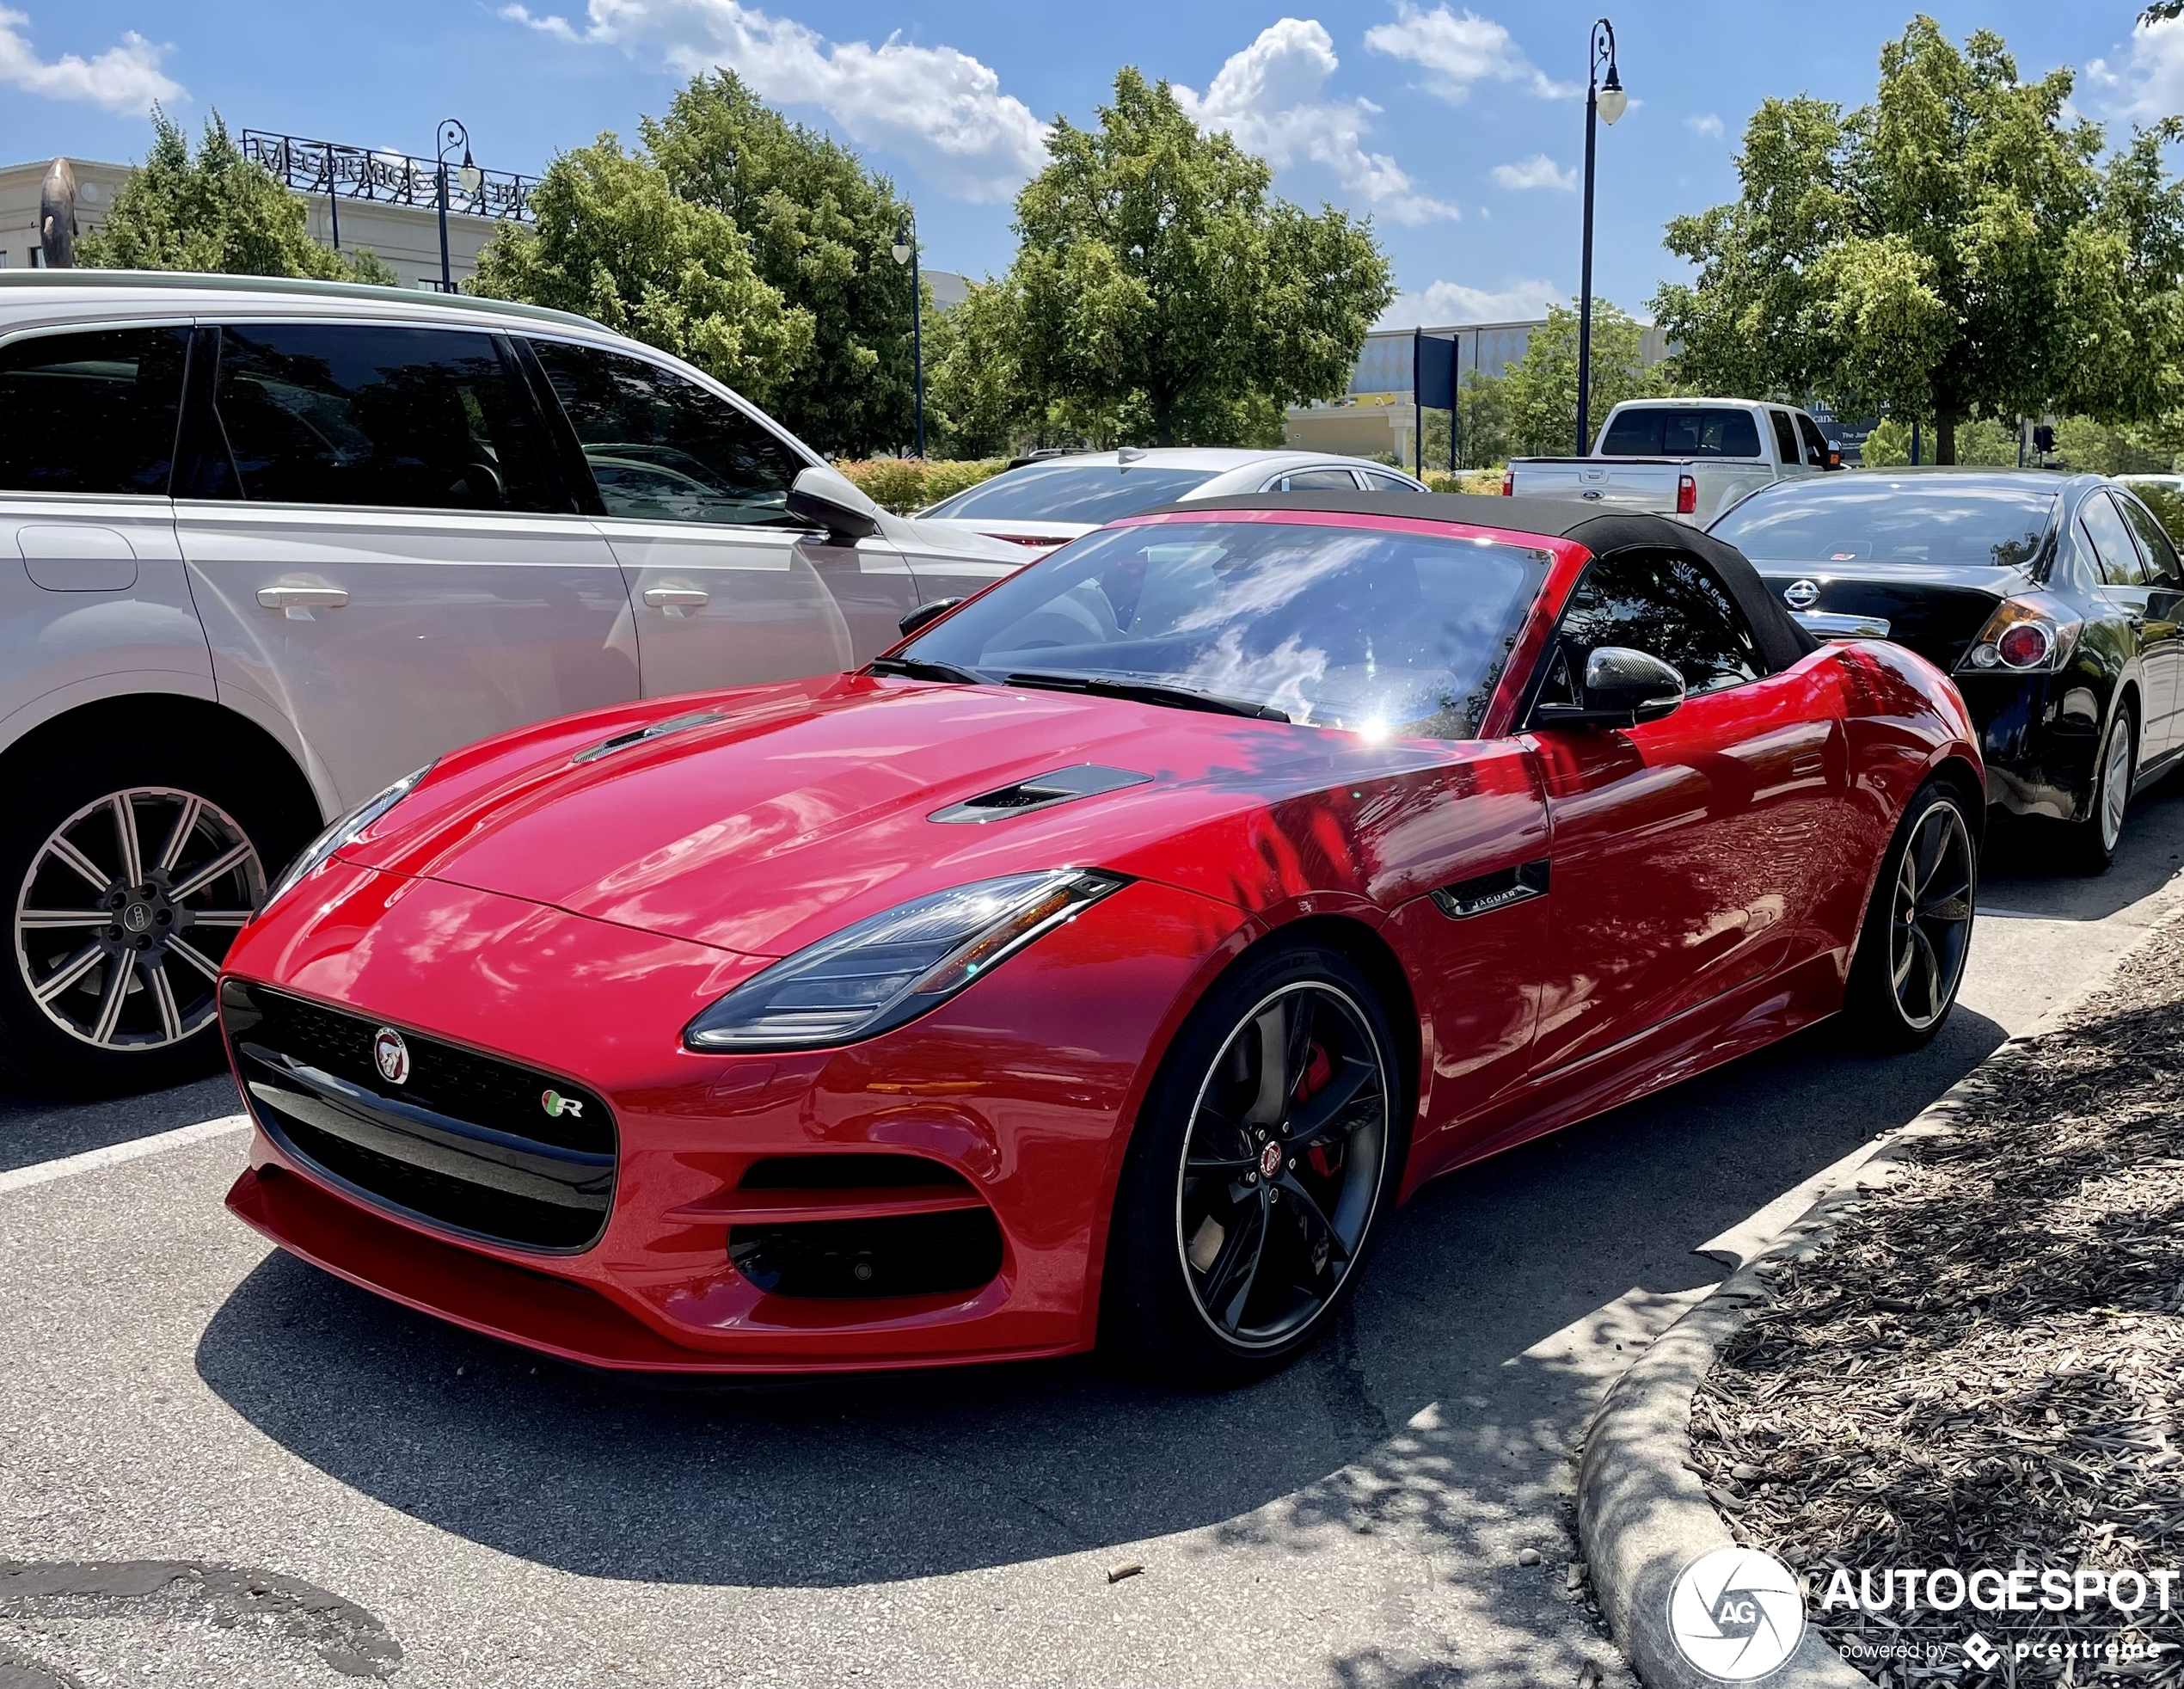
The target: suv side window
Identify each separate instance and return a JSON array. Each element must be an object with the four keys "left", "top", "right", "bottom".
[
  {"left": 2080, "top": 492, "right": 2148, "bottom": 587},
  {"left": 2117, "top": 494, "right": 2183, "bottom": 588},
  {"left": 203, "top": 324, "right": 556, "bottom": 512},
  {"left": 1549, "top": 550, "right": 1765, "bottom": 700},
  {"left": 0, "top": 326, "right": 190, "bottom": 496},
  {"left": 1768, "top": 409, "right": 1801, "bottom": 466},
  {"left": 1794, "top": 412, "right": 1833, "bottom": 468},
  {"left": 527, "top": 339, "right": 807, "bottom": 525}
]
